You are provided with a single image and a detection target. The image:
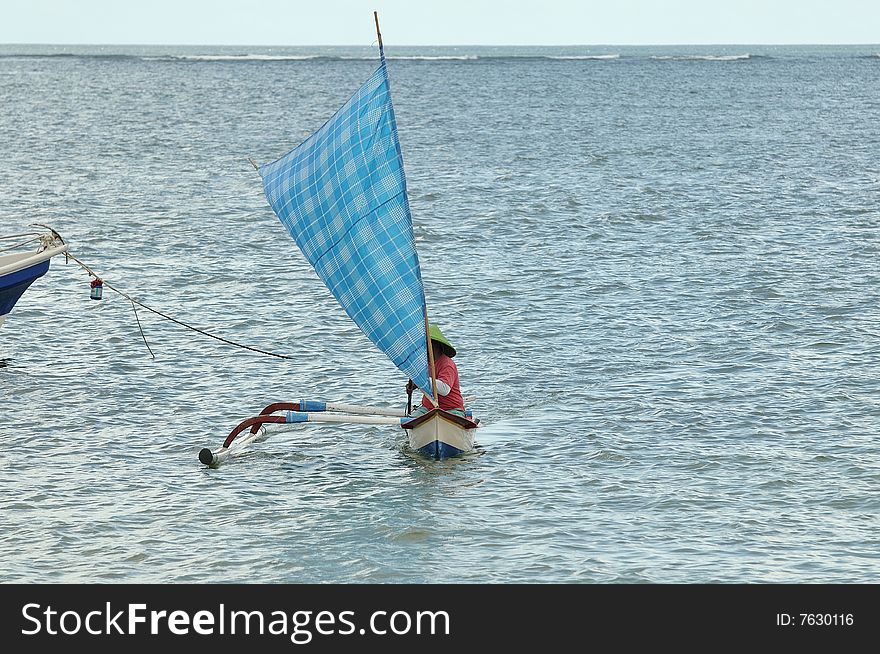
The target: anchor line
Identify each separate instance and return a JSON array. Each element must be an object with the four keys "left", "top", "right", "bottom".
[{"left": 66, "top": 252, "right": 294, "bottom": 360}]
